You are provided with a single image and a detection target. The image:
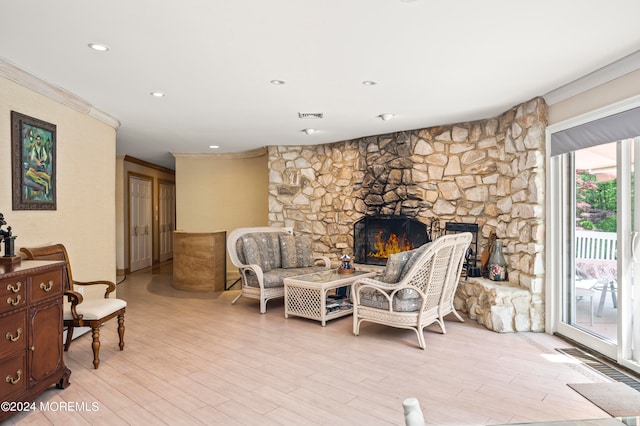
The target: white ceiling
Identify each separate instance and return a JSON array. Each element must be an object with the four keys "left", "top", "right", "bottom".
[{"left": 1, "top": 0, "right": 640, "bottom": 170}]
